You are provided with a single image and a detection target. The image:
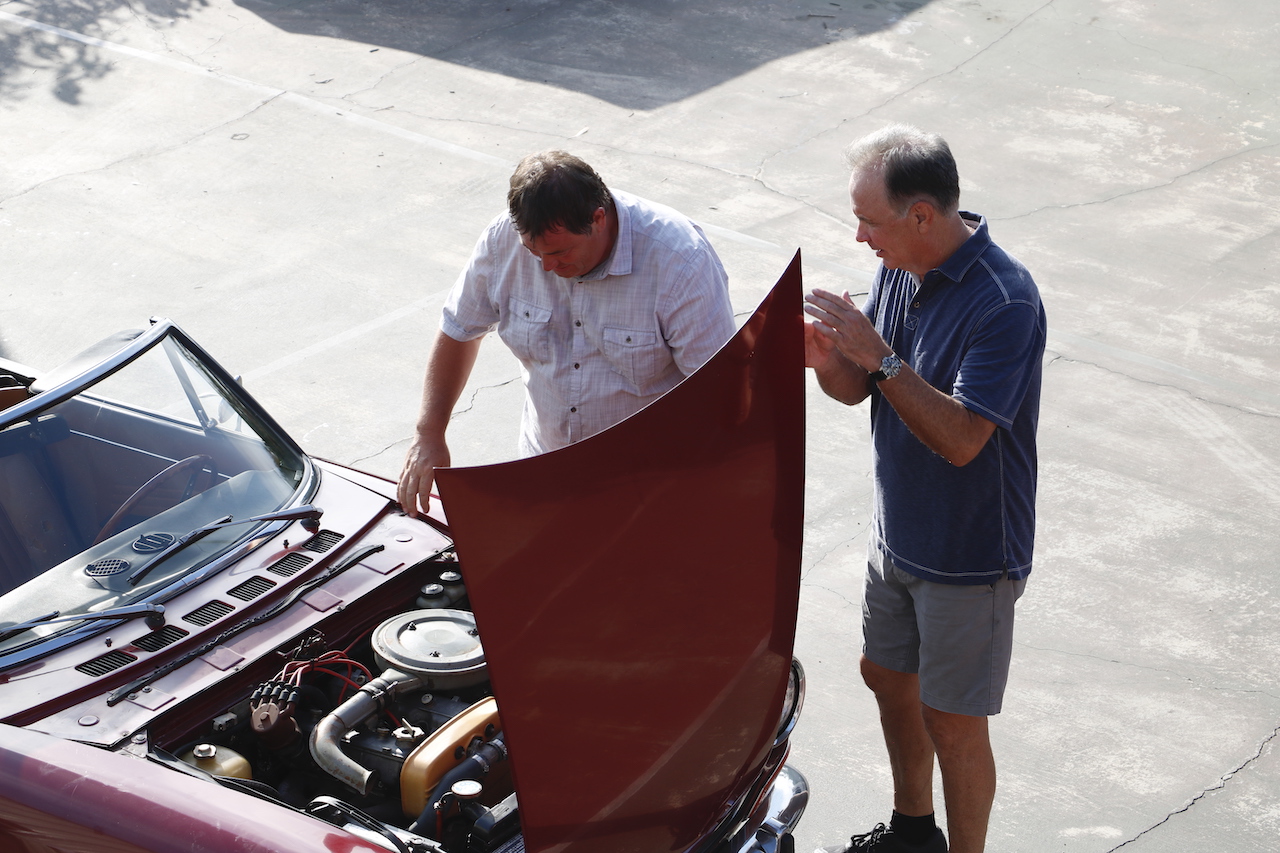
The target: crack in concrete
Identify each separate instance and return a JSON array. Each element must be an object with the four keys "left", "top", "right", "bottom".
[
  {"left": 1044, "top": 348, "right": 1280, "bottom": 420},
  {"left": 802, "top": 581, "right": 861, "bottom": 611},
  {"left": 1085, "top": 16, "right": 1242, "bottom": 88},
  {"left": 354, "top": 374, "right": 520, "bottom": 467},
  {"left": 1005, "top": 141, "right": 1280, "bottom": 221},
  {"left": 449, "top": 375, "right": 521, "bottom": 419},
  {"left": 349, "top": 437, "right": 407, "bottom": 467},
  {"left": 1105, "top": 723, "right": 1280, "bottom": 852},
  {"left": 750, "top": 0, "right": 1059, "bottom": 204},
  {"left": 337, "top": 53, "right": 428, "bottom": 103},
  {"left": 432, "top": 3, "right": 556, "bottom": 62},
  {"left": 800, "top": 523, "right": 868, "bottom": 580},
  {"left": 121, "top": 0, "right": 198, "bottom": 65},
  {"left": 0, "top": 91, "right": 285, "bottom": 206}
]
